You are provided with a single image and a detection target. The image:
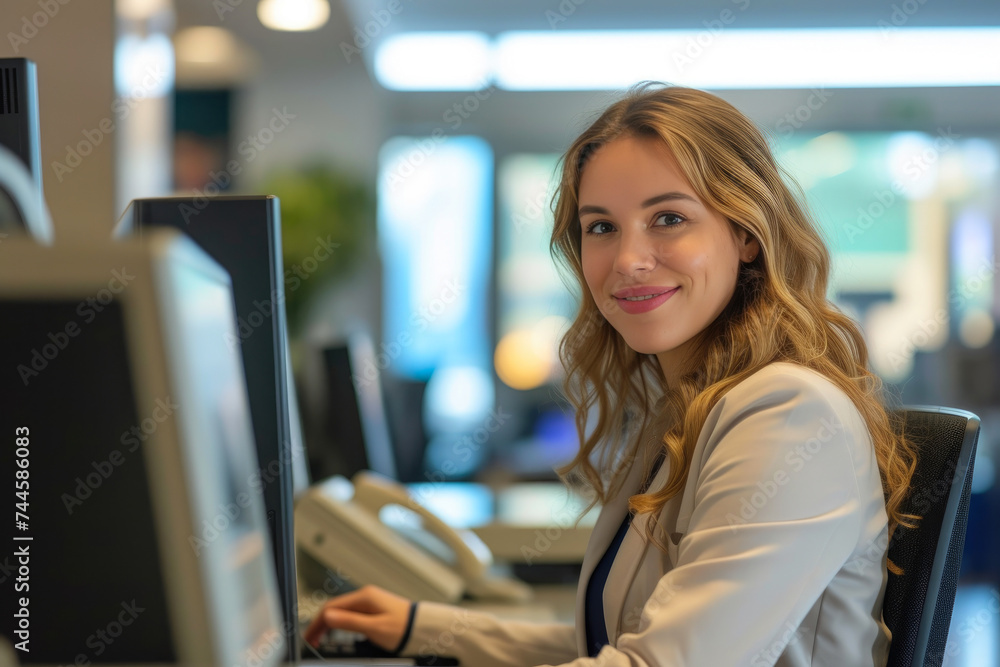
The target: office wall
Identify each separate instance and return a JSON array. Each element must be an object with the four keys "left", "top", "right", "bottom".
[
  {"left": 233, "top": 60, "right": 386, "bottom": 185},
  {"left": 0, "top": 0, "right": 116, "bottom": 243},
  {"left": 227, "top": 58, "right": 388, "bottom": 342}
]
